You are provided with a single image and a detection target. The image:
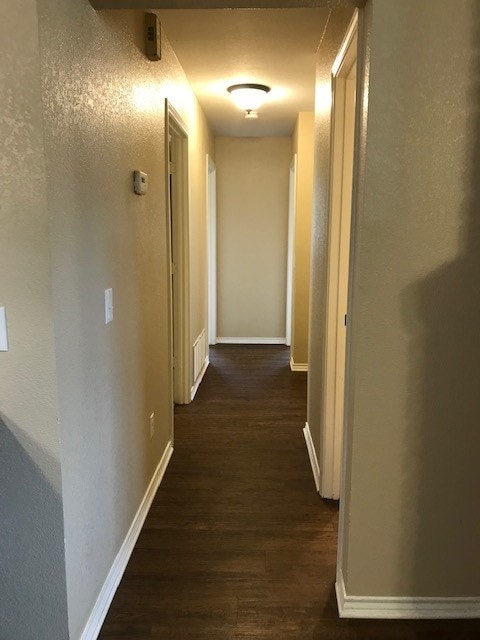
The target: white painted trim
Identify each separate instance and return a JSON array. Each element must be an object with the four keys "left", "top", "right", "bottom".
[
  {"left": 332, "top": 10, "right": 359, "bottom": 76},
  {"left": 191, "top": 356, "right": 209, "bottom": 401},
  {"left": 207, "top": 155, "right": 217, "bottom": 346},
  {"left": 336, "top": 7, "right": 363, "bottom": 588},
  {"left": 286, "top": 154, "right": 297, "bottom": 348},
  {"left": 336, "top": 571, "right": 480, "bottom": 619},
  {"left": 321, "top": 10, "right": 358, "bottom": 502},
  {"left": 290, "top": 358, "right": 308, "bottom": 372},
  {"left": 216, "top": 337, "right": 286, "bottom": 345},
  {"left": 166, "top": 99, "right": 191, "bottom": 406},
  {"left": 303, "top": 423, "right": 320, "bottom": 492},
  {"left": 79, "top": 441, "right": 174, "bottom": 640}
]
